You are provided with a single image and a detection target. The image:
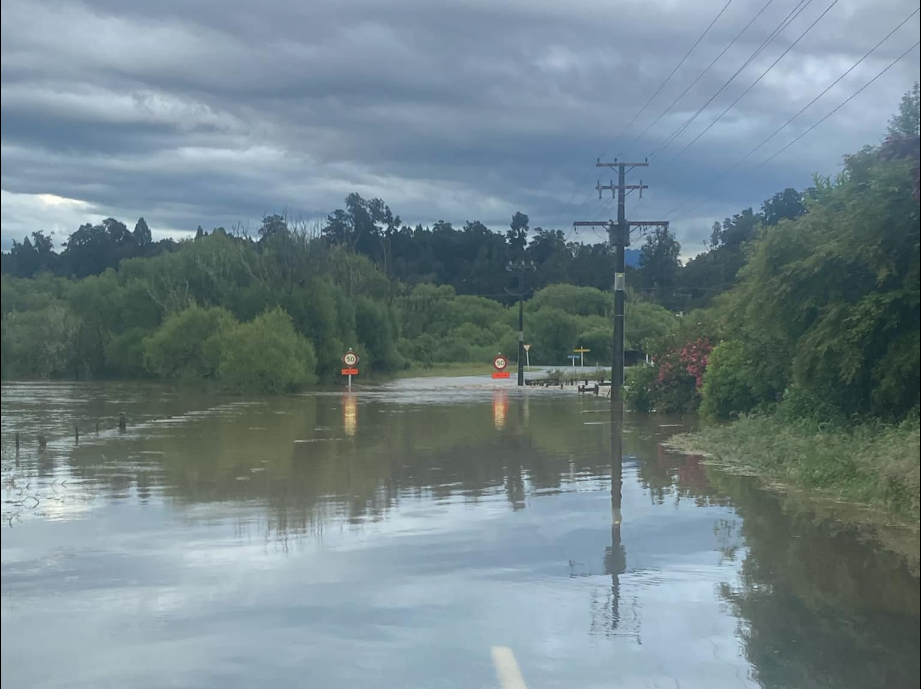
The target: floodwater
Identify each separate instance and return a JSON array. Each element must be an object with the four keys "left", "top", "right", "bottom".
[{"left": 1, "top": 378, "right": 918, "bottom": 689}]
